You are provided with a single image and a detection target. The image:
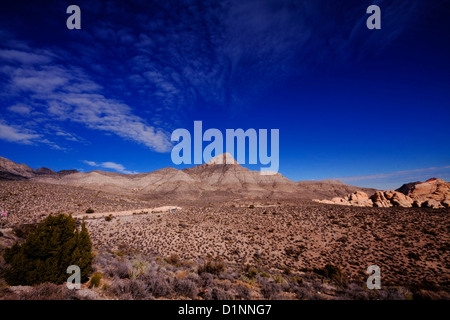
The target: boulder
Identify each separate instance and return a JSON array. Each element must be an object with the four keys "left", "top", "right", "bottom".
[
  {"left": 345, "top": 192, "right": 373, "bottom": 207},
  {"left": 384, "top": 191, "right": 413, "bottom": 207},
  {"left": 442, "top": 200, "right": 450, "bottom": 208},
  {"left": 370, "top": 191, "right": 392, "bottom": 208},
  {"left": 331, "top": 197, "right": 351, "bottom": 205},
  {"left": 422, "top": 199, "right": 444, "bottom": 209}
]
